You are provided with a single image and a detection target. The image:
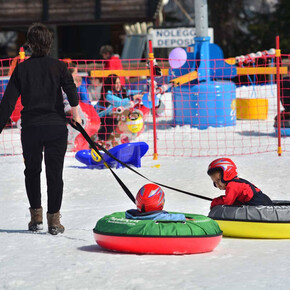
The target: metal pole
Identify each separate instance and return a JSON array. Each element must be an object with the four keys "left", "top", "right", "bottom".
[
  {"left": 194, "top": 0, "right": 210, "bottom": 81},
  {"left": 194, "top": 0, "right": 208, "bottom": 37}
]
